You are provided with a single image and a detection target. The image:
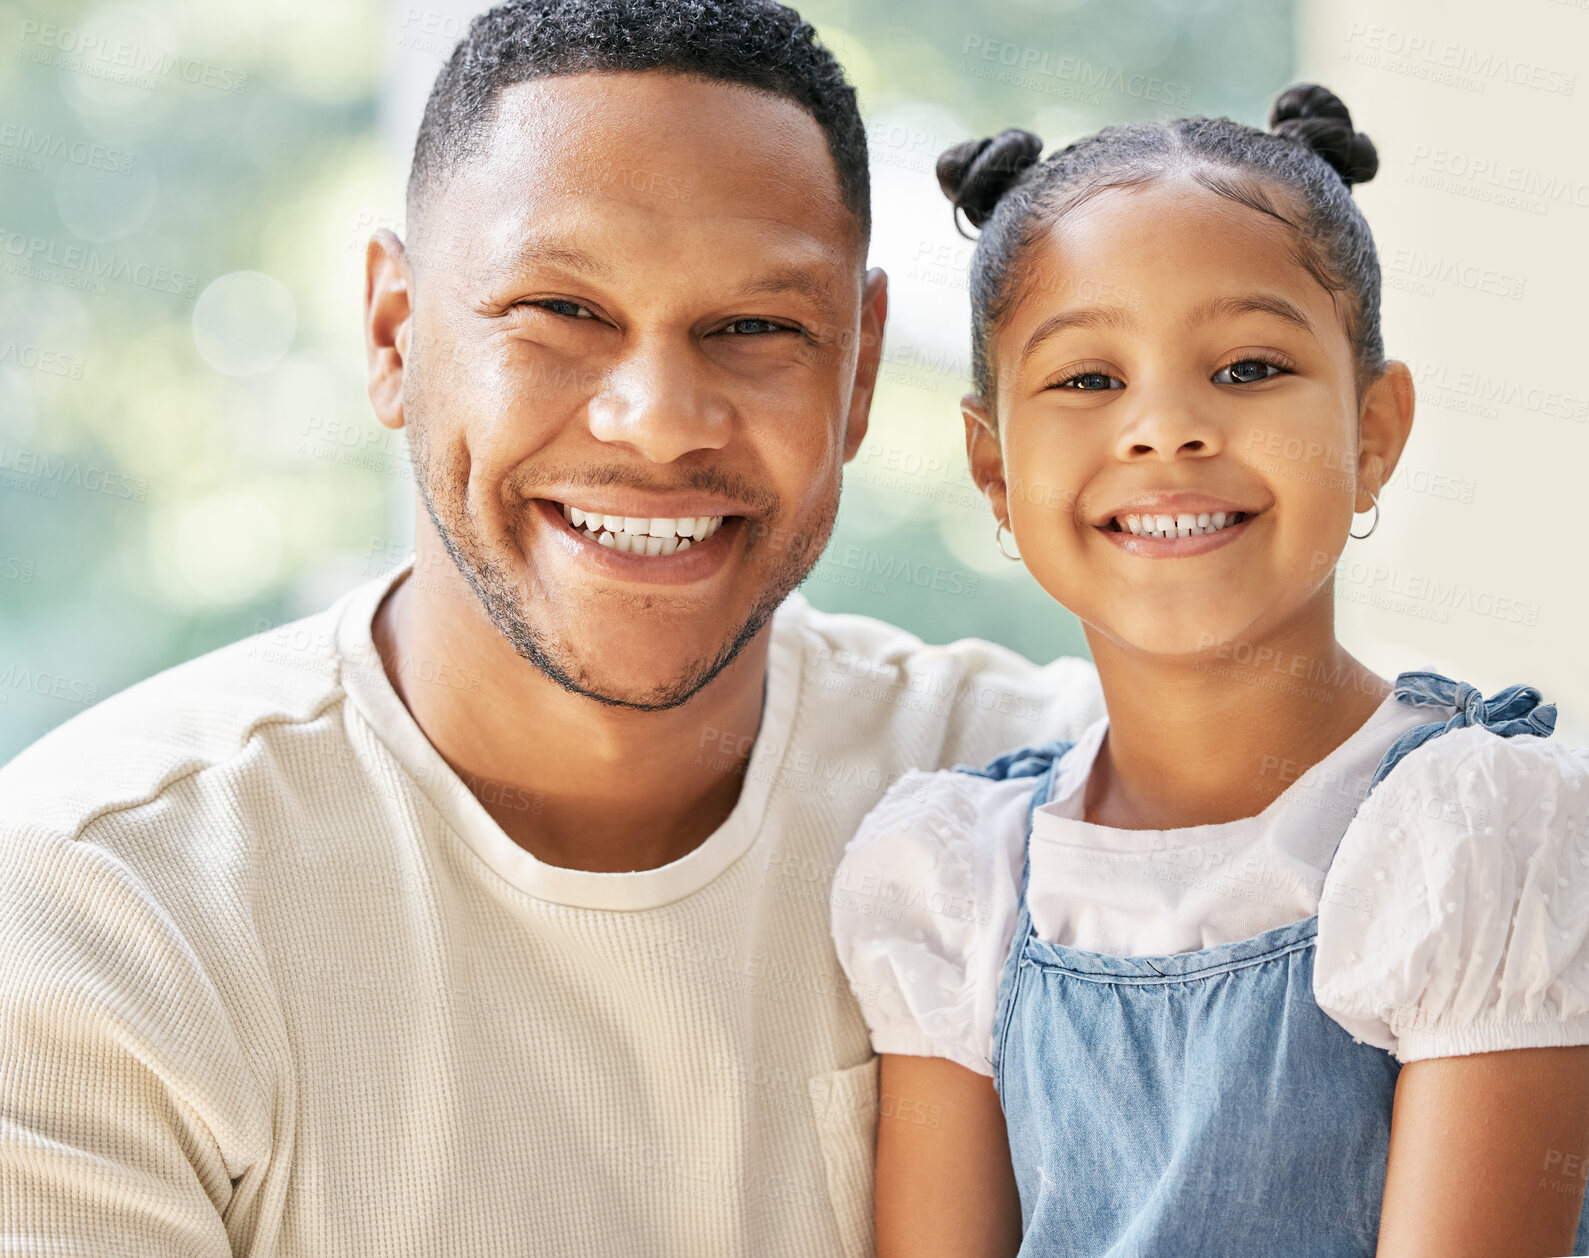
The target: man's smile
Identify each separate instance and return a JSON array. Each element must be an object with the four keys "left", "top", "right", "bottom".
[
  {"left": 531, "top": 497, "right": 746, "bottom": 585},
  {"left": 555, "top": 501, "right": 727, "bottom": 554}
]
